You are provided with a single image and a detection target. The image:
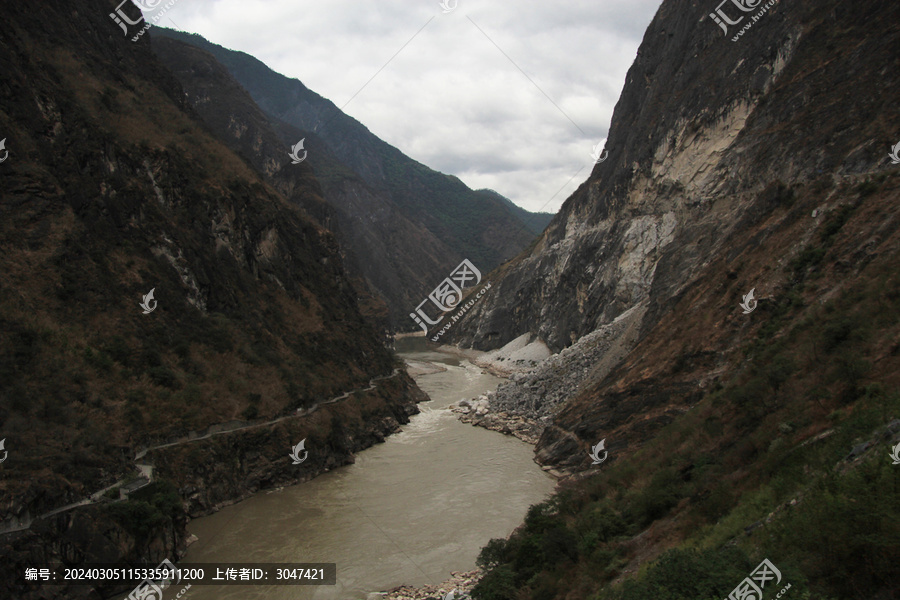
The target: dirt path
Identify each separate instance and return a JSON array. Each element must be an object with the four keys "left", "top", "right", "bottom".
[{"left": 0, "top": 369, "right": 401, "bottom": 535}]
